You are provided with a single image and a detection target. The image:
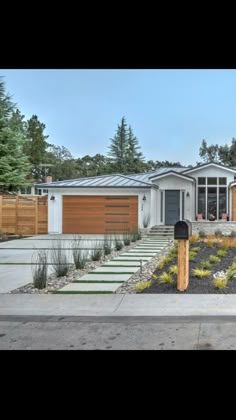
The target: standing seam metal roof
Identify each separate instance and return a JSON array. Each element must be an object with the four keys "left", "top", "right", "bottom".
[{"left": 35, "top": 167, "right": 188, "bottom": 188}]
